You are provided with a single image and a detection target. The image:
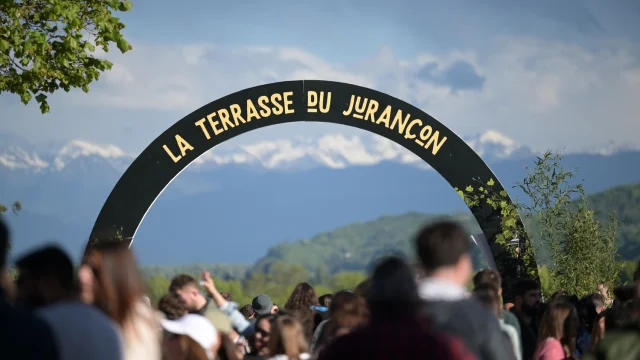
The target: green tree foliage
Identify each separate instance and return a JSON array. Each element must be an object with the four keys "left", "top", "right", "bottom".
[
  {"left": 458, "top": 151, "right": 623, "bottom": 298},
  {"left": 0, "top": 0, "right": 133, "bottom": 113}
]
